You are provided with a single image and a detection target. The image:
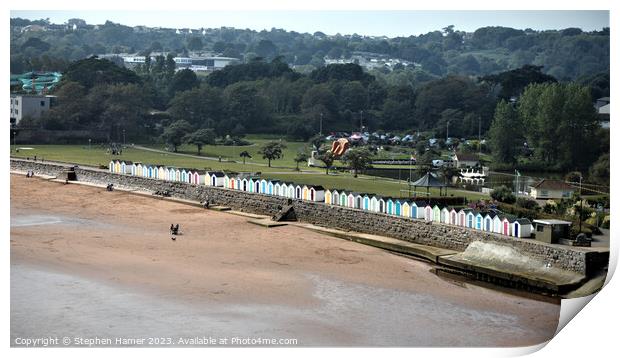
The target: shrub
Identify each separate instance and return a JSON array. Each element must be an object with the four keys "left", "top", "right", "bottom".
[
  {"left": 516, "top": 197, "right": 539, "bottom": 210},
  {"left": 491, "top": 185, "right": 516, "bottom": 204}
]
